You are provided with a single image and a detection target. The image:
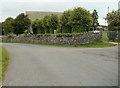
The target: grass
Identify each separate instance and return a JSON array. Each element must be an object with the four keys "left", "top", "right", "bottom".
[
  {"left": 0, "top": 46, "right": 9, "bottom": 85},
  {"left": 2, "top": 40, "right": 117, "bottom": 48}
]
